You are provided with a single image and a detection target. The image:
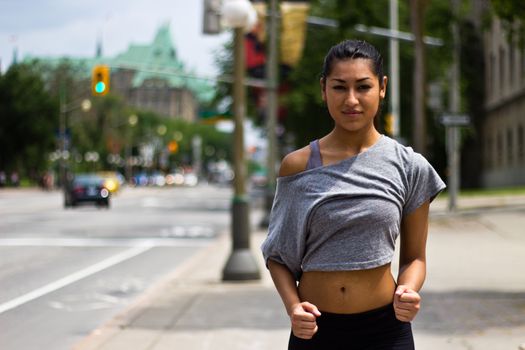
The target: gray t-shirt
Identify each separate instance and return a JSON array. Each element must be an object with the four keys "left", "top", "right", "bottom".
[{"left": 261, "top": 135, "right": 446, "bottom": 281}]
